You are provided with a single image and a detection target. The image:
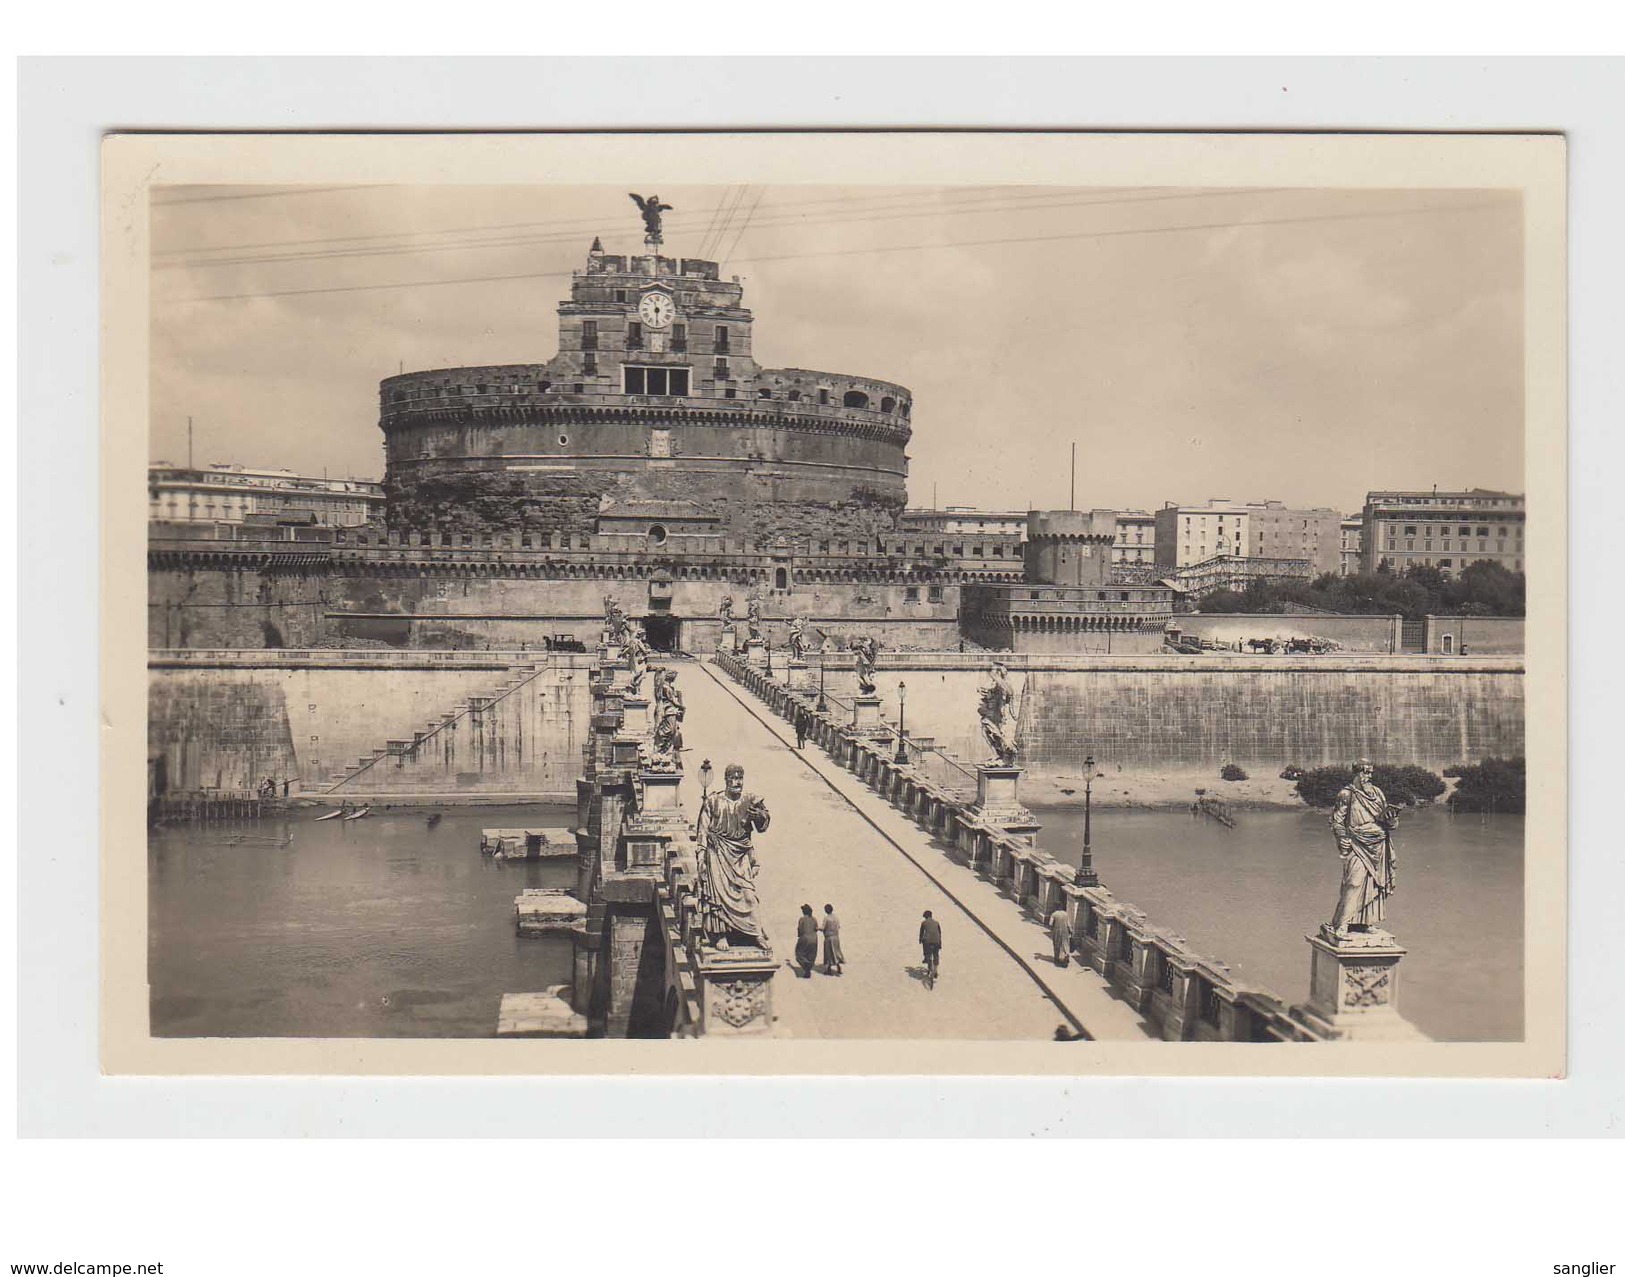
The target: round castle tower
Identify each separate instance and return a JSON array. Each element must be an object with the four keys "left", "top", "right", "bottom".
[
  {"left": 1023, "top": 510, "right": 1119, "bottom": 586},
  {"left": 379, "top": 227, "right": 913, "bottom": 547}
]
